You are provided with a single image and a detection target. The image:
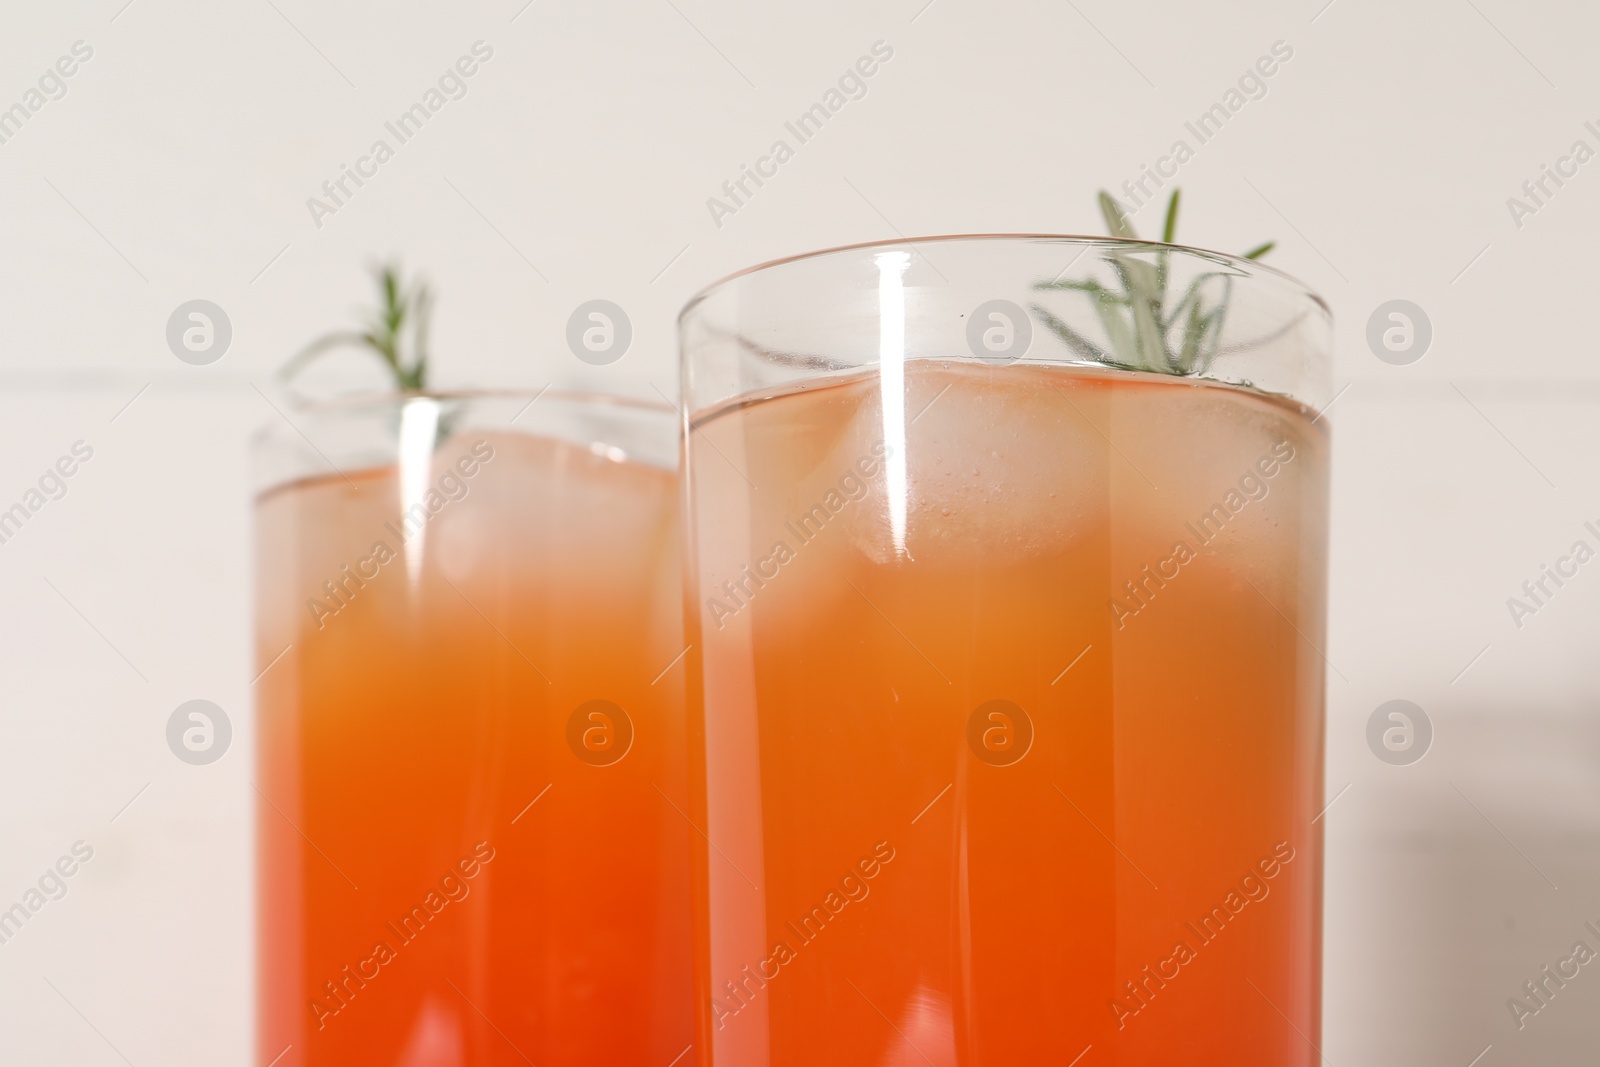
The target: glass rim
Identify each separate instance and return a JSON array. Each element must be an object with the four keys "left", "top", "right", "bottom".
[
  {"left": 252, "top": 387, "right": 678, "bottom": 444},
  {"left": 678, "top": 232, "right": 1331, "bottom": 325},
  {"left": 251, "top": 386, "right": 681, "bottom": 497}
]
